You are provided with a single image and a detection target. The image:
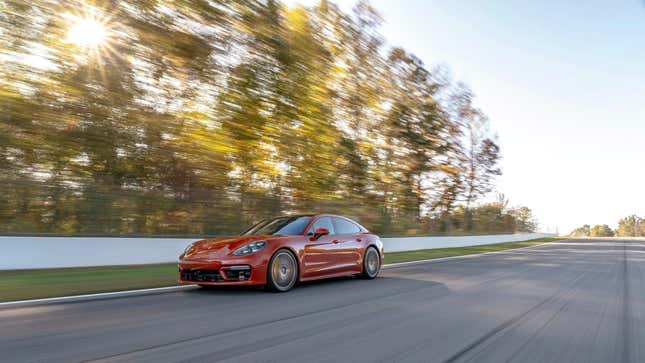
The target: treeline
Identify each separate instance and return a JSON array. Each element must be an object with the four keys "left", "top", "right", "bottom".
[
  {"left": 0, "top": 0, "right": 536, "bottom": 236},
  {"left": 570, "top": 215, "right": 645, "bottom": 238}
]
